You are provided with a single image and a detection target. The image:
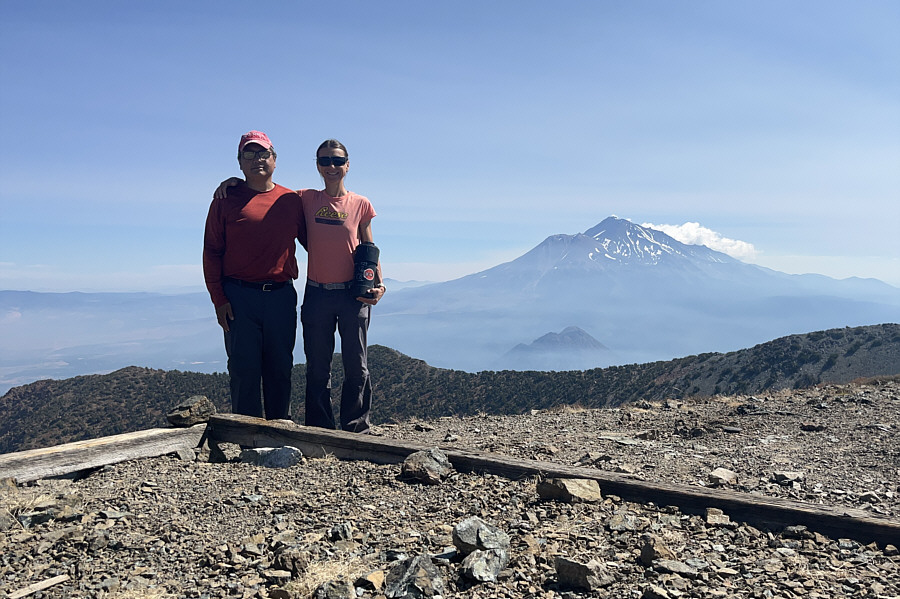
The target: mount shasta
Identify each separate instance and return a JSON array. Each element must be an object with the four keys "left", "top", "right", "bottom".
[{"left": 372, "top": 216, "right": 900, "bottom": 370}]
